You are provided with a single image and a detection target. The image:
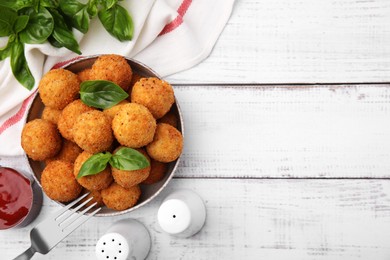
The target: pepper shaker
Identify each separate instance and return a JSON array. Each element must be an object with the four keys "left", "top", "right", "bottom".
[{"left": 157, "top": 189, "right": 206, "bottom": 238}]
